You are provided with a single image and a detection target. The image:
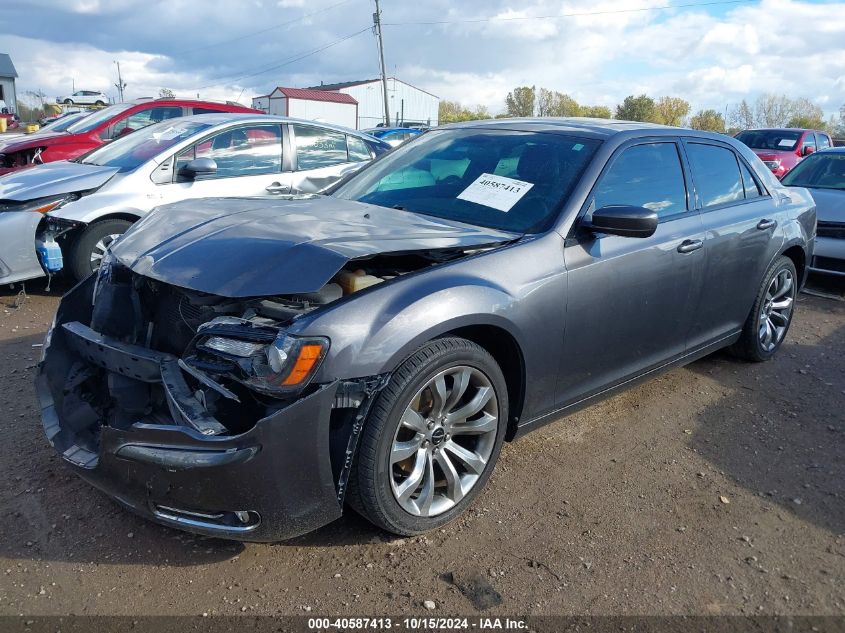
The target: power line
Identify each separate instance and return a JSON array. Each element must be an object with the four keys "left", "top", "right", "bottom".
[
  {"left": 383, "top": 0, "right": 754, "bottom": 26},
  {"left": 174, "top": 0, "right": 358, "bottom": 56},
  {"left": 197, "top": 26, "right": 371, "bottom": 90}
]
